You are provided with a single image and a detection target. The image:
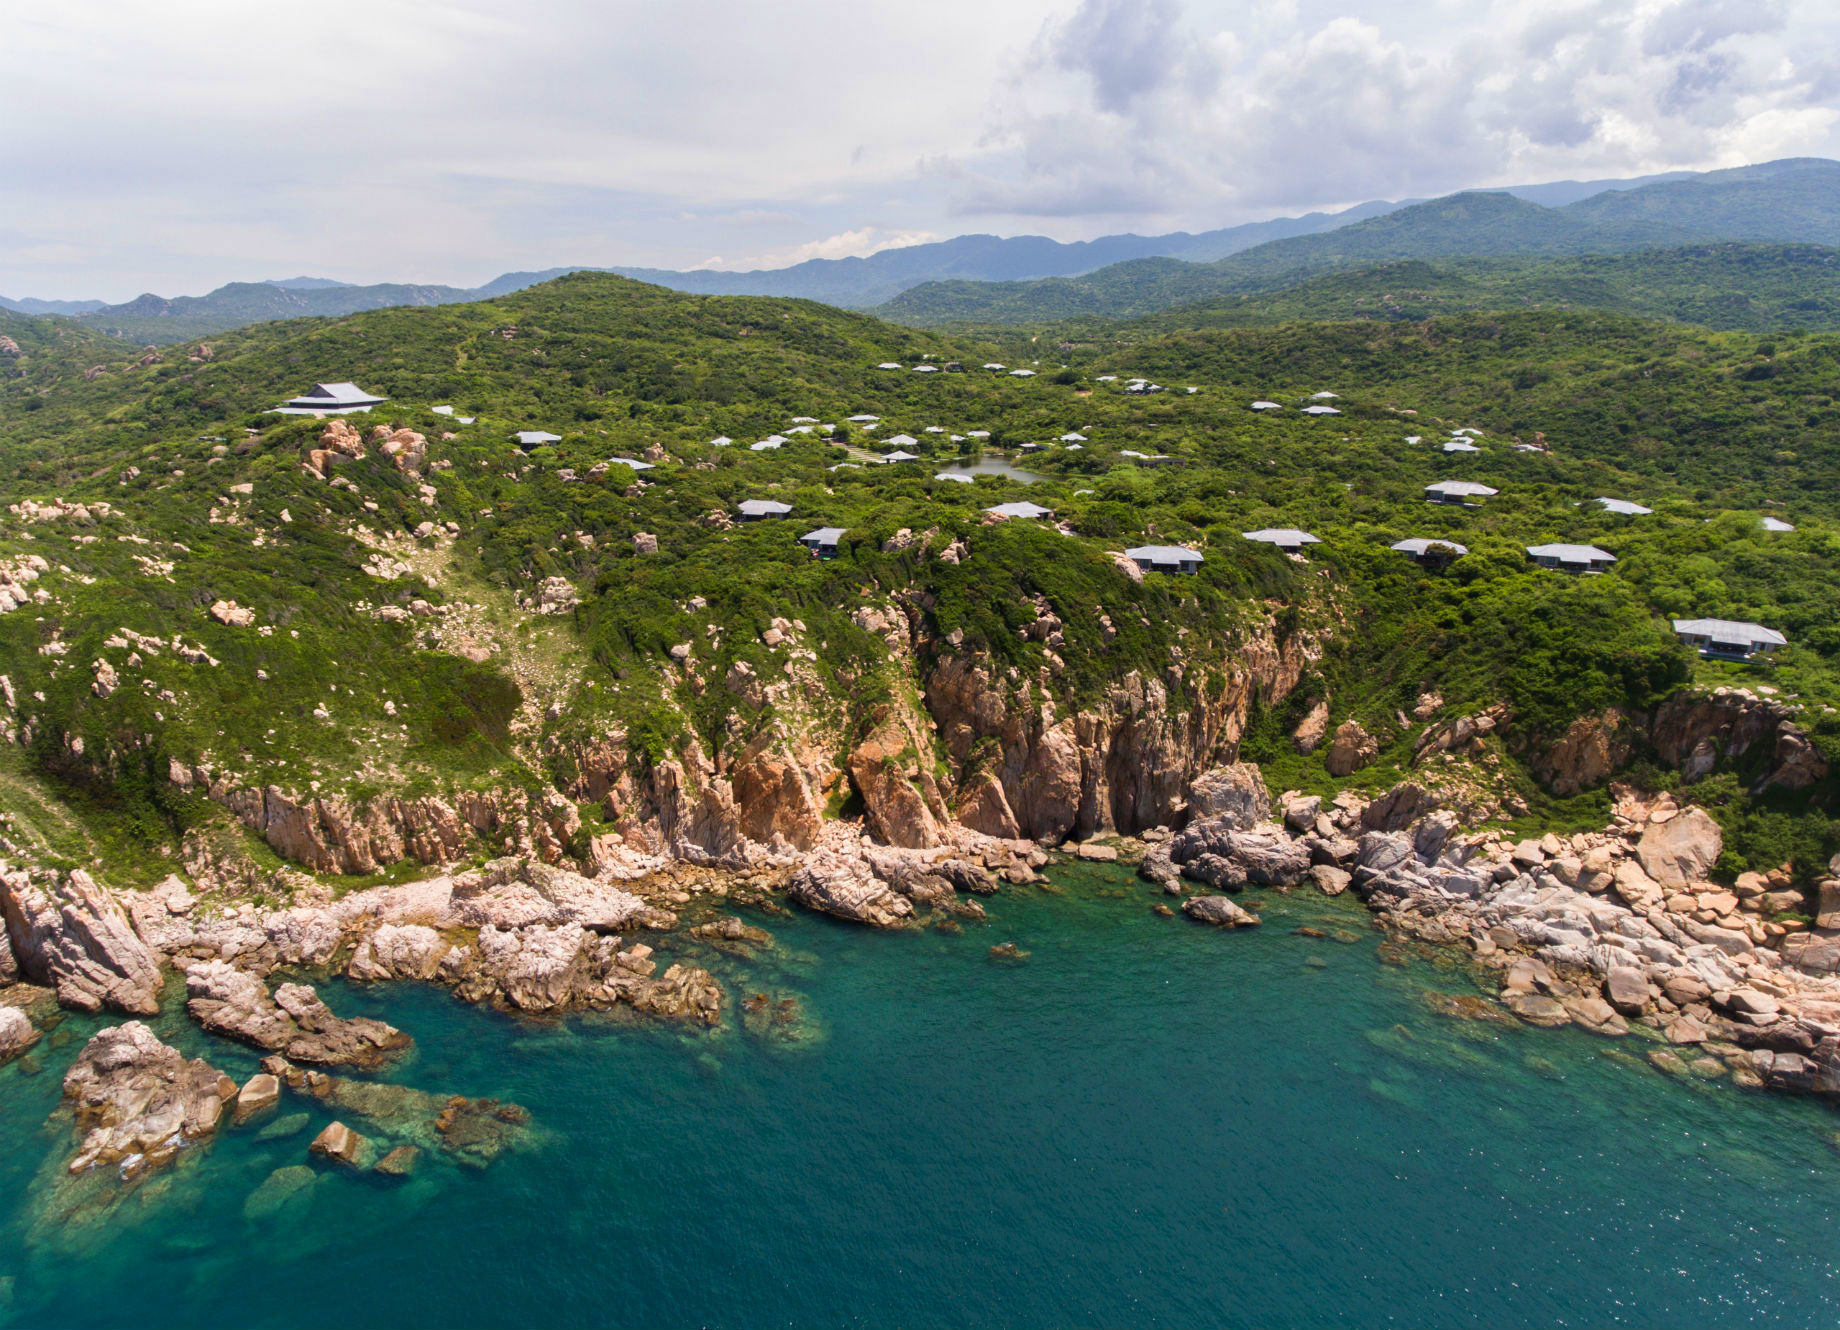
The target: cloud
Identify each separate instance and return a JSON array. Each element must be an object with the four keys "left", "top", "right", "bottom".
[{"left": 945, "top": 0, "right": 1840, "bottom": 223}]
